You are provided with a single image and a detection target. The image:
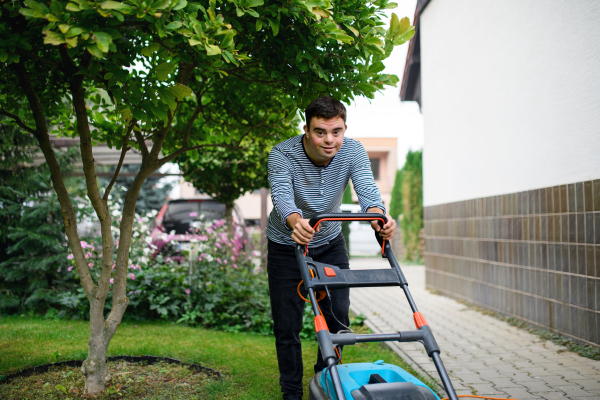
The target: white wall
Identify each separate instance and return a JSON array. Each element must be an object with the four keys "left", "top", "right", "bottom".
[{"left": 420, "top": 0, "right": 600, "bottom": 206}]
